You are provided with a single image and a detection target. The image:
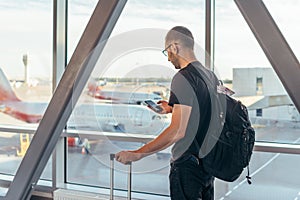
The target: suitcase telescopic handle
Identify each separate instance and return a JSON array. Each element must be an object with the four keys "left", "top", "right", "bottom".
[{"left": 110, "top": 154, "right": 132, "bottom": 200}]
